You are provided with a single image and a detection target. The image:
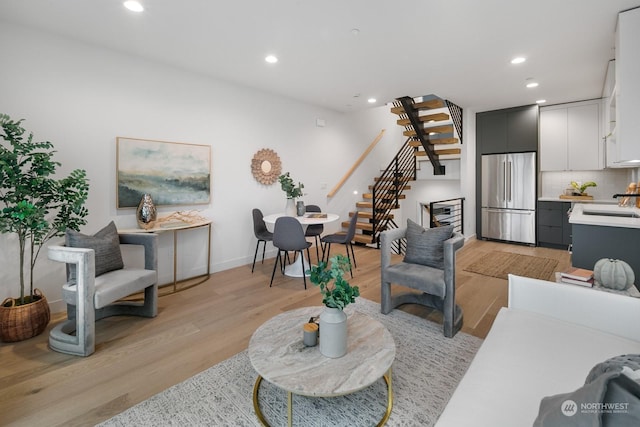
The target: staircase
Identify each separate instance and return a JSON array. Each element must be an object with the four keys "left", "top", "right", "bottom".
[{"left": 342, "top": 94, "right": 463, "bottom": 247}]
